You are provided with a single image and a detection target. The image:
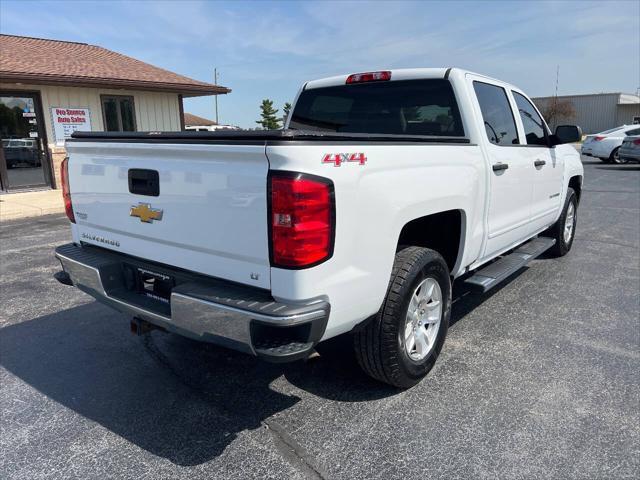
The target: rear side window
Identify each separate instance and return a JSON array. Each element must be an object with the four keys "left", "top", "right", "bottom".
[
  {"left": 625, "top": 127, "right": 640, "bottom": 136},
  {"left": 599, "top": 127, "right": 623, "bottom": 135},
  {"left": 513, "top": 91, "right": 548, "bottom": 146},
  {"left": 289, "top": 79, "right": 465, "bottom": 136},
  {"left": 473, "top": 81, "right": 519, "bottom": 146}
]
